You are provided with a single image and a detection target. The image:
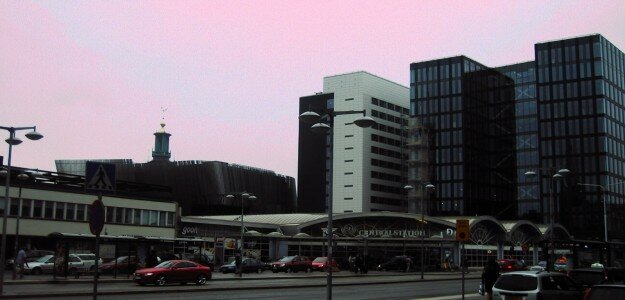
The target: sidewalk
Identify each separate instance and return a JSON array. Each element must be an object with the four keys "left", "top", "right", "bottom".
[{"left": 0, "top": 271, "right": 481, "bottom": 298}]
